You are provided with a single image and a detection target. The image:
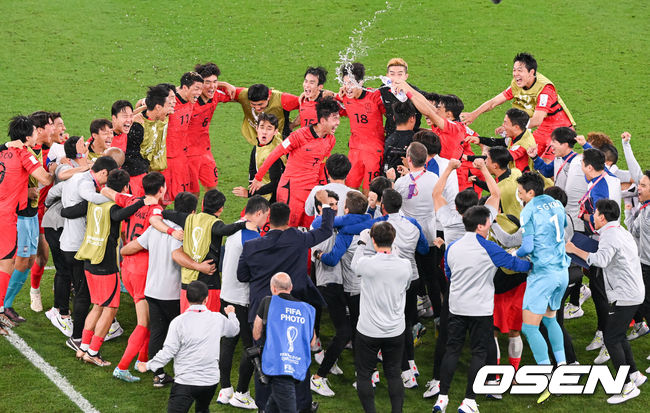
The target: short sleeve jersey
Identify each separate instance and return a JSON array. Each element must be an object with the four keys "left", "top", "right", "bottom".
[
  {"left": 187, "top": 91, "right": 231, "bottom": 157},
  {"left": 340, "top": 90, "right": 386, "bottom": 152},
  {"left": 115, "top": 193, "right": 163, "bottom": 243},
  {"left": 432, "top": 120, "right": 477, "bottom": 160},
  {"left": 0, "top": 147, "right": 40, "bottom": 214},
  {"left": 166, "top": 93, "right": 194, "bottom": 158},
  {"left": 298, "top": 93, "right": 321, "bottom": 128}
]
